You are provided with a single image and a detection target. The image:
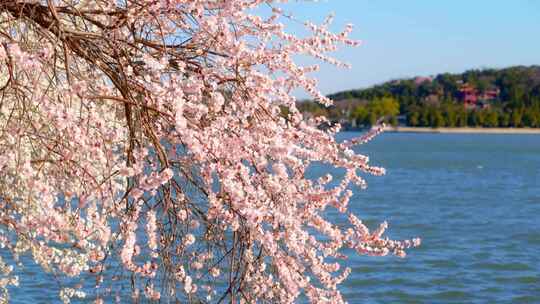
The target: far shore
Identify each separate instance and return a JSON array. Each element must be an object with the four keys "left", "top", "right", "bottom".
[{"left": 383, "top": 126, "right": 540, "bottom": 134}]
